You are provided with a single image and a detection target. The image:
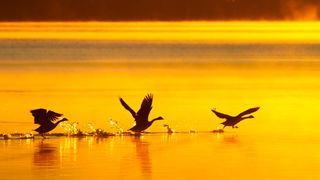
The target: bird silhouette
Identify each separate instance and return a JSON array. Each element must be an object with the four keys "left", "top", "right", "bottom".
[
  {"left": 30, "top": 108, "right": 68, "bottom": 137},
  {"left": 163, "top": 124, "right": 174, "bottom": 133},
  {"left": 119, "top": 94, "right": 164, "bottom": 132},
  {"left": 212, "top": 107, "right": 260, "bottom": 129}
]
